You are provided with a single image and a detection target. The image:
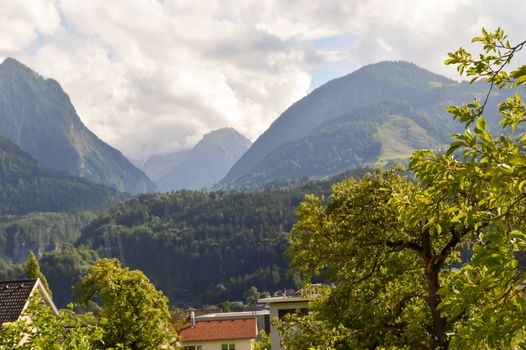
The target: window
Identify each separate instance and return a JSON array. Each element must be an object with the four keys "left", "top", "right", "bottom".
[
  {"left": 221, "top": 344, "right": 235, "bottom": 350},
  {"left": 183, "top": 346, "right": 202, "bottom": 350}
]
